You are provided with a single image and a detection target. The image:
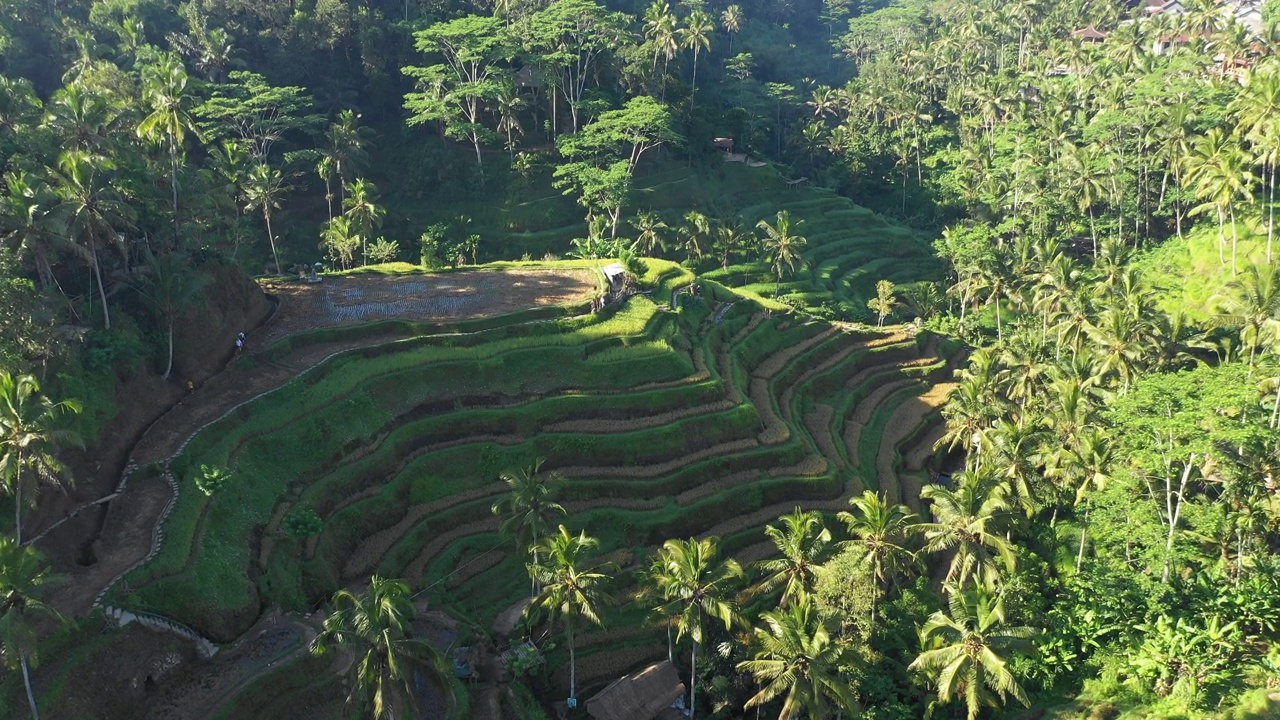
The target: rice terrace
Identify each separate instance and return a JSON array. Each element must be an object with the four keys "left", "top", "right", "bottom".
[{"left": 47, "top": 249, "right": 959, "bottom": 718}]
